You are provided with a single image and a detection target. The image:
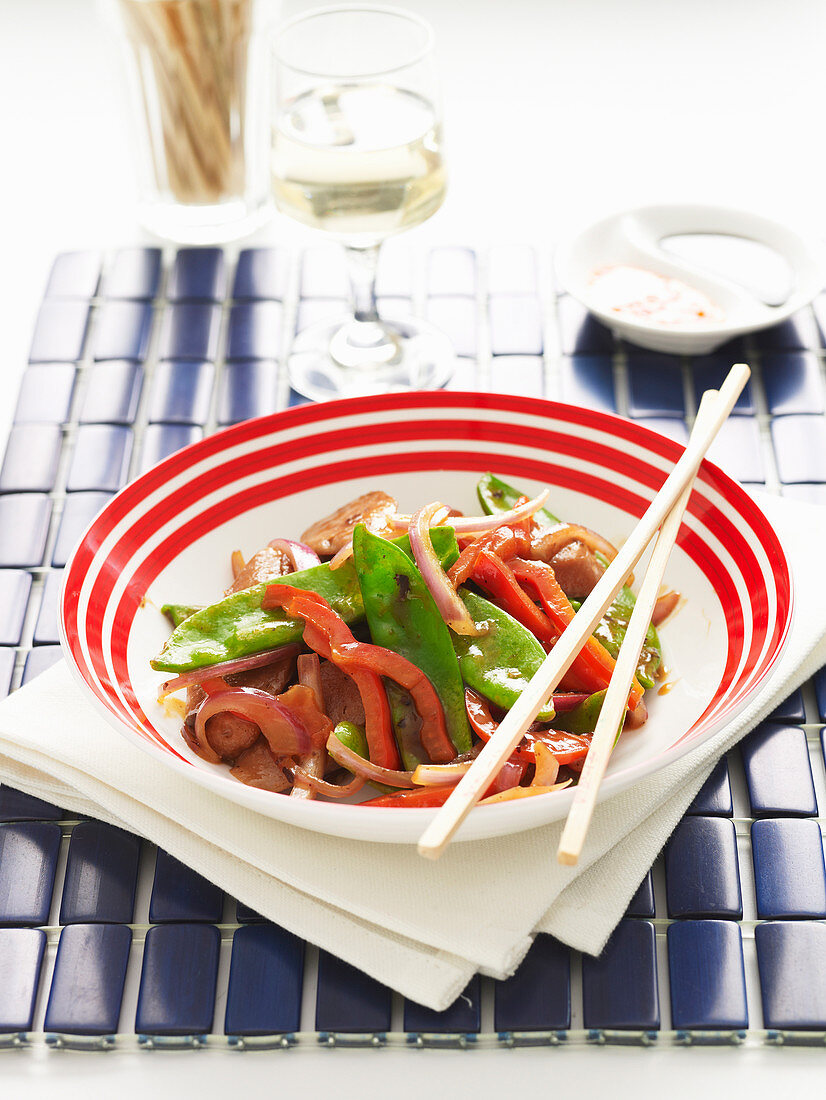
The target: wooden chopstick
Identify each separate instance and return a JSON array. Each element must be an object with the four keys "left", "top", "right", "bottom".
[
  {"left": 417, "top": 363, "right": 750, "bottom": 860},
  {"left": 556, "top": 388, "right": 718, "bottom": 865}
]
